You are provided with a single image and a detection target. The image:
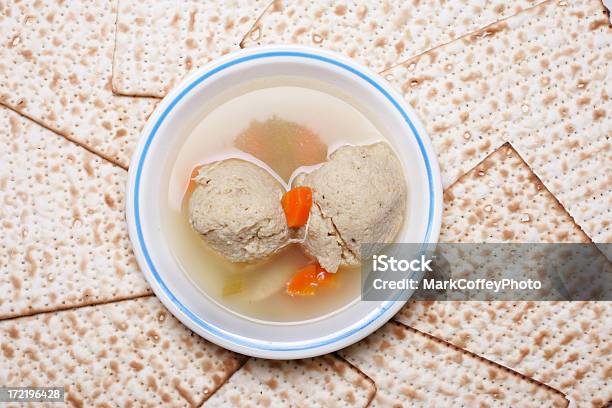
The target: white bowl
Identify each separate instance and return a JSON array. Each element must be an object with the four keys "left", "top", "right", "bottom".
[{"left": 126, "top": 46, "right": 443, "bottom": 359}]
